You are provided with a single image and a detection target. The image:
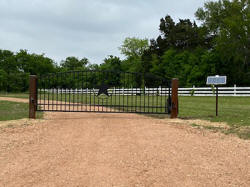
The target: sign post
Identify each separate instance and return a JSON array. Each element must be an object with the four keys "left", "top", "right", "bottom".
[{"left": 206, "top": 75, "right": 227, "bottom": 116}]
